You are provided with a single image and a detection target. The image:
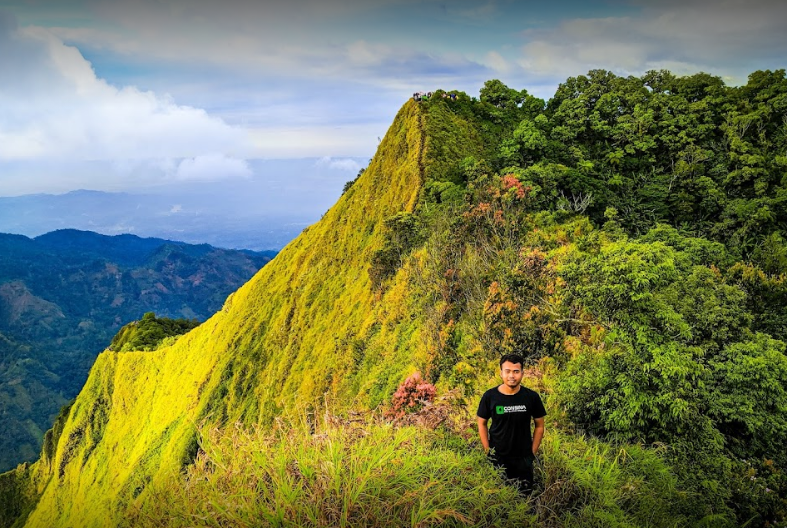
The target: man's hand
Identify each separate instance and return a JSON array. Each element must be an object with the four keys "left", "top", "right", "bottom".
[
  {"left": 532, "top": 416, "right": 545, "bottom": 455},
  {"left": 477, "top": 416, "right": 490, "bottom": 453}
]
